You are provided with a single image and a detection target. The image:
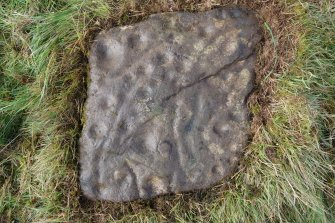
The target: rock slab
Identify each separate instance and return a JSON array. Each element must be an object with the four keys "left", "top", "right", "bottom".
[{"left": 80, "top": 7, "right": 262, "bottom": 202}]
